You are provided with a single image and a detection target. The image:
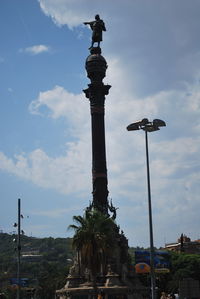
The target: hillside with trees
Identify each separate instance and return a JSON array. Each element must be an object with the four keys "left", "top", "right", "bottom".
[
  {"left": 0, "top": 233, "right": 200, "bottom": 298},
  {"left": 0, "top": 233, "right": 73, "bottom": 298}
]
